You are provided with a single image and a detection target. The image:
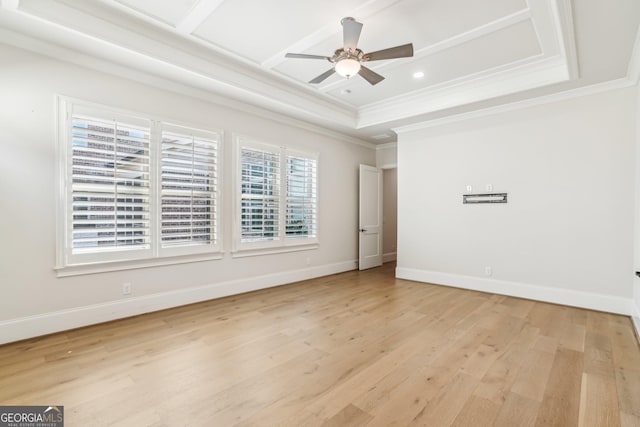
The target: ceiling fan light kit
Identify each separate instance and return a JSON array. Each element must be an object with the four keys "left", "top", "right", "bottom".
[
  {"left": 335, "top": 57, "right": 361, "bottom": 78},
  {"left": 285, "top": 17, "right": 414, "bottom": 86}
]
